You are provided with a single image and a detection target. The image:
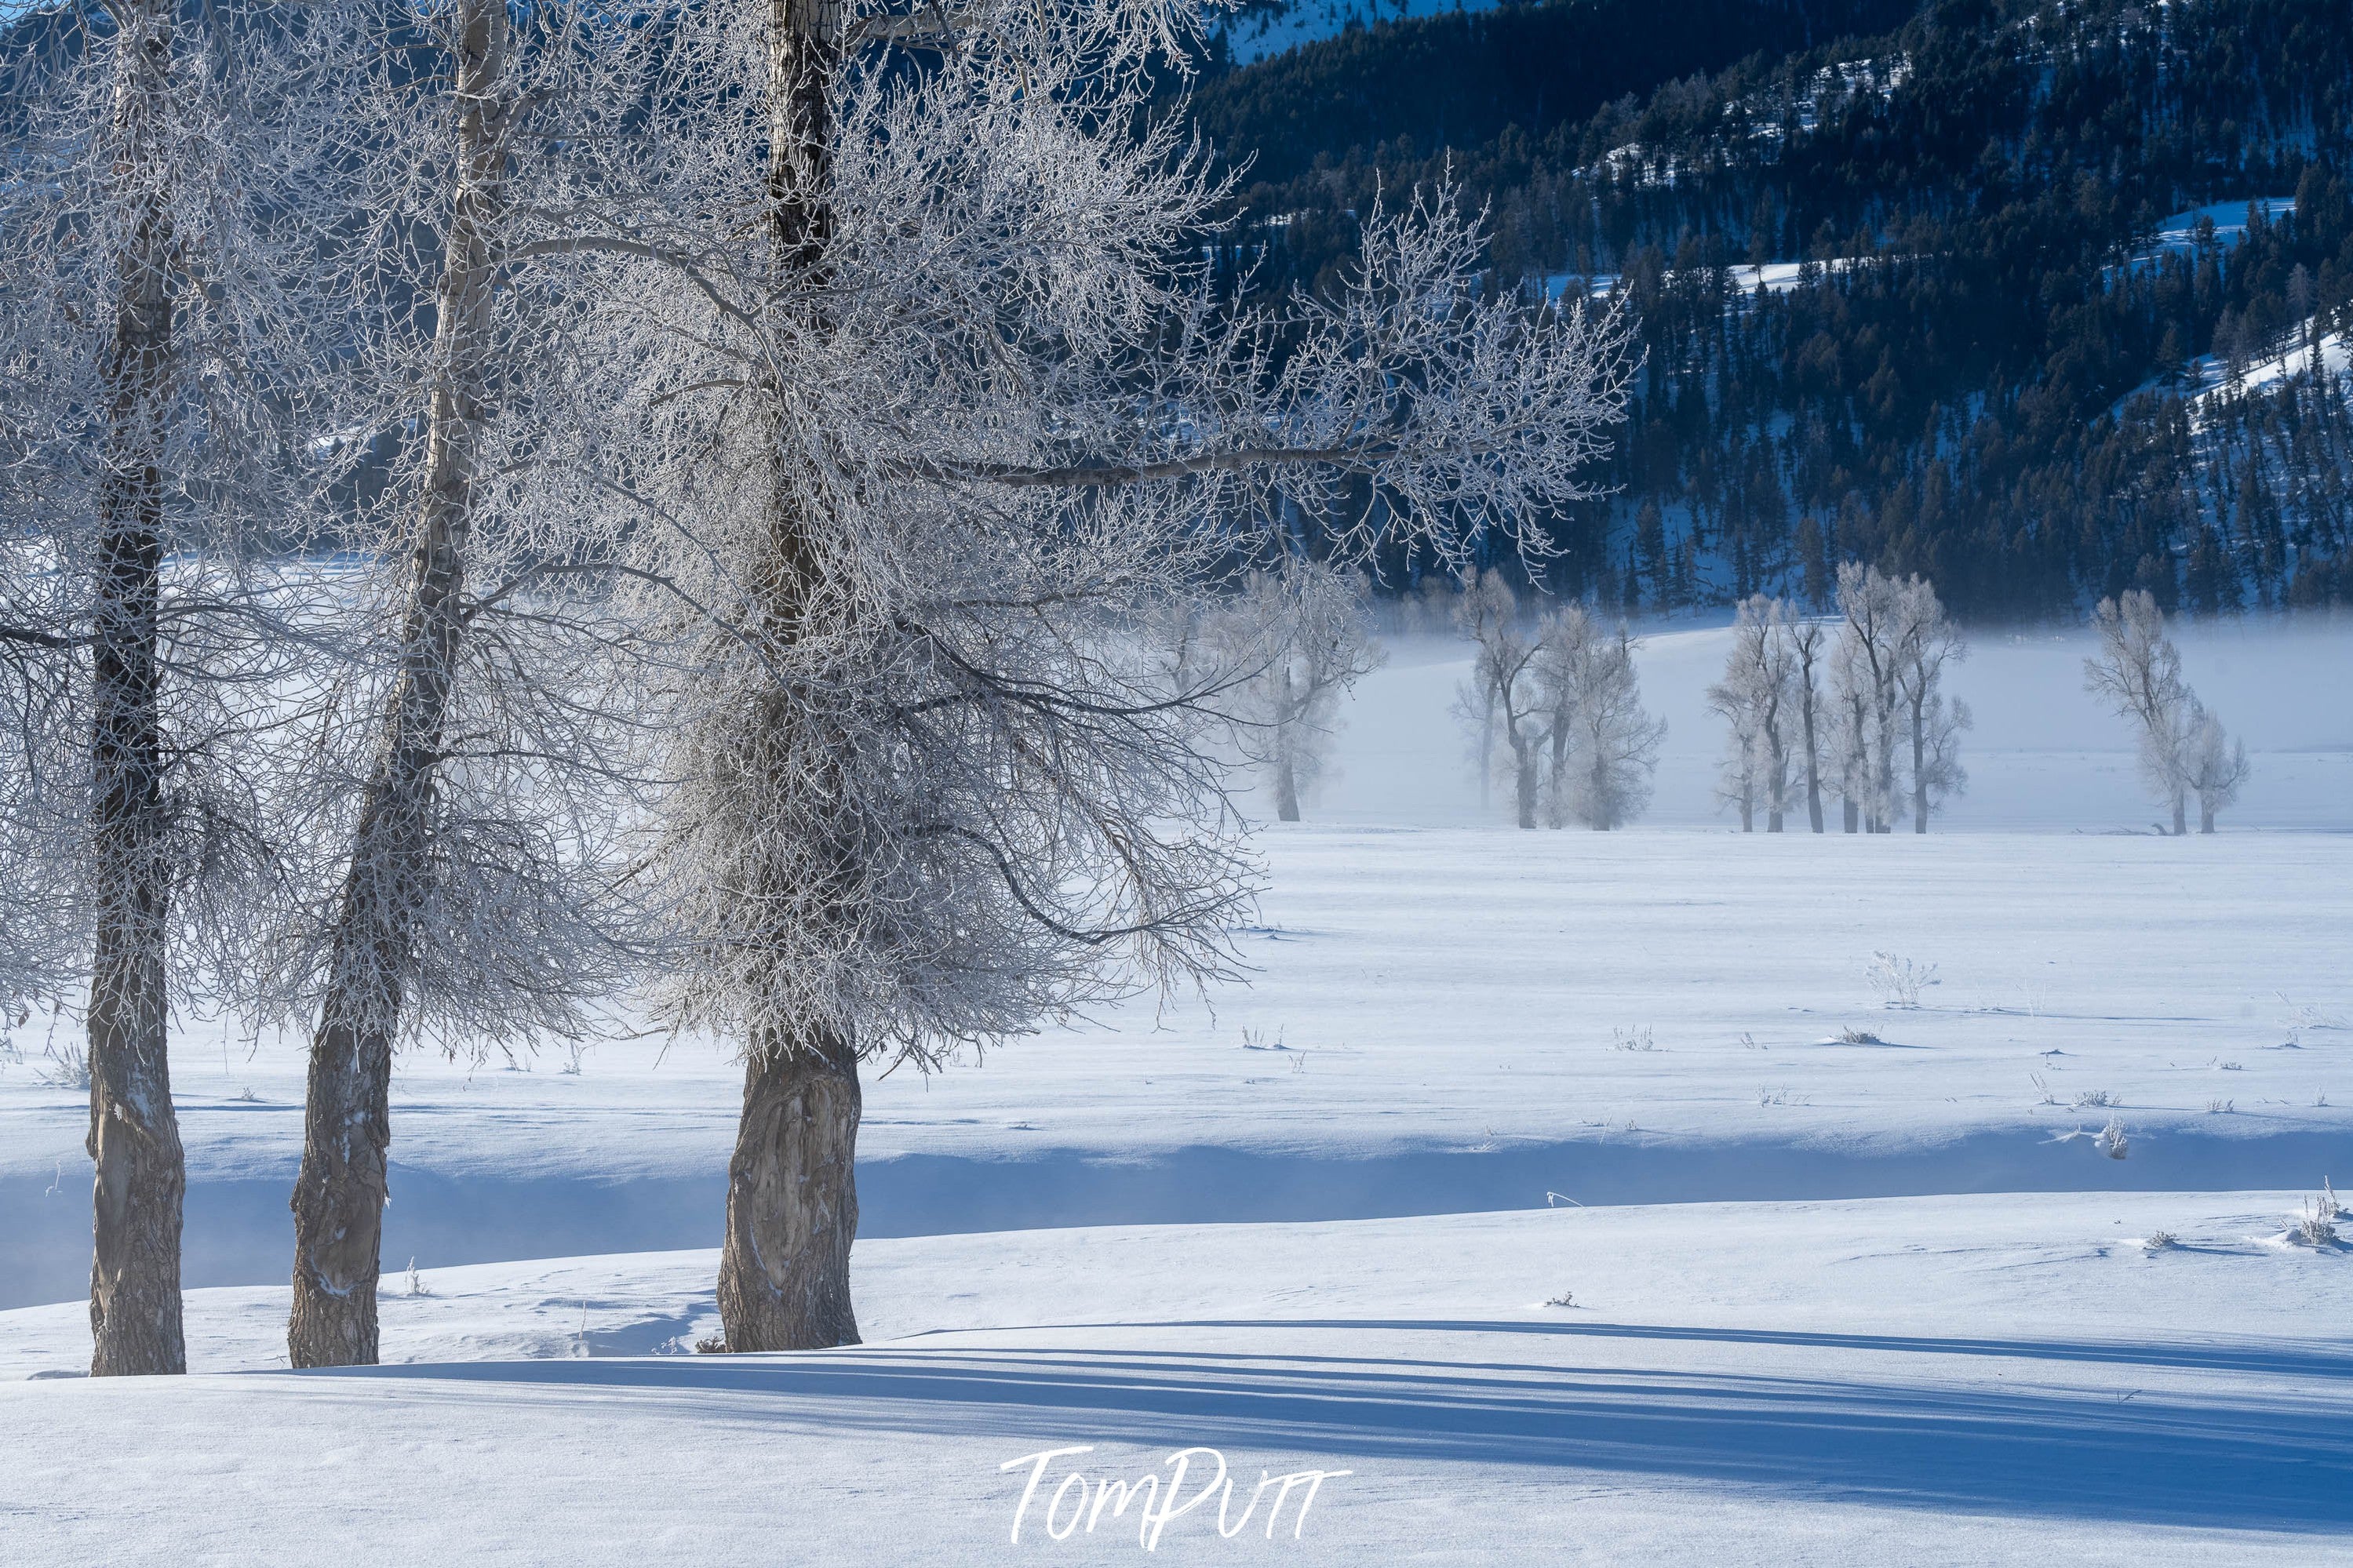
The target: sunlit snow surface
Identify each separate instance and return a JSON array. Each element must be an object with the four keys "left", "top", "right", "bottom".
[{"left": 3, "top": 620, "right": 2348, "bottom": 1560}]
